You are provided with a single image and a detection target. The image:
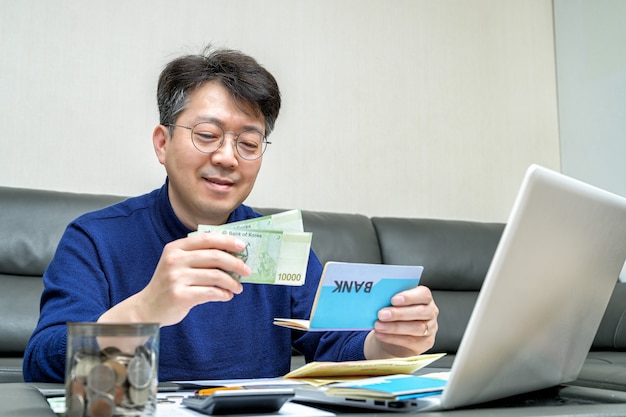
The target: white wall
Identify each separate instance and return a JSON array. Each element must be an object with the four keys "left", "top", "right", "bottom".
[
  {"left": 0, "top": 0, "right": 560, "bottom": 222},
  {"left": 554, "top": 0, "right": 626, "bottom": 199}
]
